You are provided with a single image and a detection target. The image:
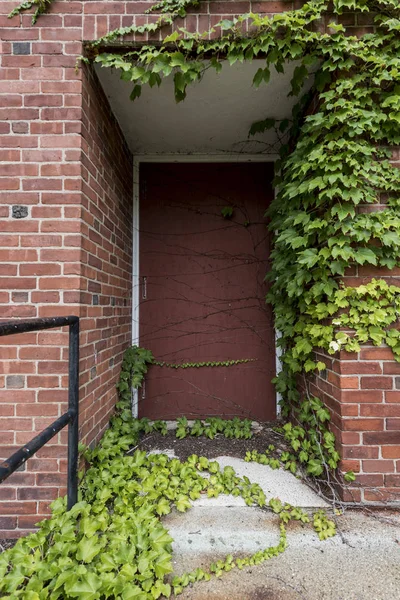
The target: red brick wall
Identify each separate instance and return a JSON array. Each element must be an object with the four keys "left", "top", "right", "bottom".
[
  {"left": 1, "top": 0, "right": 300, "bottom": 539},
  {"left": 310, "top": 344, "right": 400, "bottom": 504},
  {"left": 78, "top": 62, "right": 132, "bottom": 444},
  {"left": 0, "top": 0, "right": 136, "bottom": 533},
  {"left": 0, "top": 0, "right": 398, "bottom": 536},
  {"left": 307, "top": 151, "right": 400, "bottom": 503}
]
